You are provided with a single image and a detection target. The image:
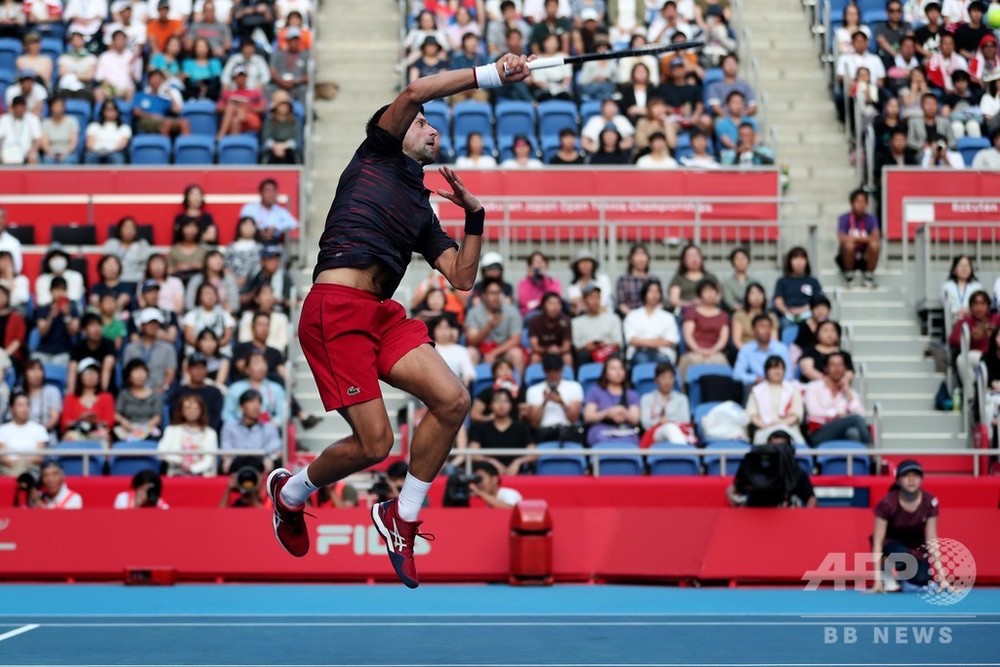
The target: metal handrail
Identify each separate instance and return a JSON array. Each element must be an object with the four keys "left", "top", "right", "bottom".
[
  {"left": 960, "top": 323, "right": 971, "bottom": 430},
  {"left": 976, "top": 361, "right": 989, "bottom": 440},
  {"left": 872, "top": 402, "right": 882, "bottom": 447},
  {"left": 7, "top": 448, "right": 273, "bottom": 476},
  {"left": 284, "top": 286, "right": 299, "bottom": 465}
]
